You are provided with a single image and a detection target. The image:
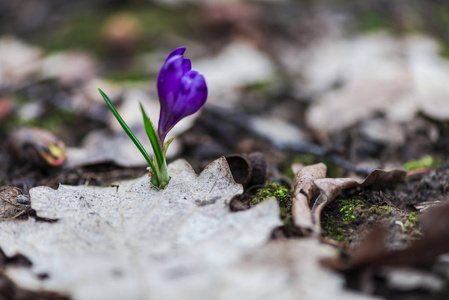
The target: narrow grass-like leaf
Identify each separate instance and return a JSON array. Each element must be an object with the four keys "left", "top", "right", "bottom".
[
  {"left": 98, "top": 88, "right": 160, "bottom": 186},
  {"left": 139, "top": 103, "right": 164, "bottom": 170}
]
